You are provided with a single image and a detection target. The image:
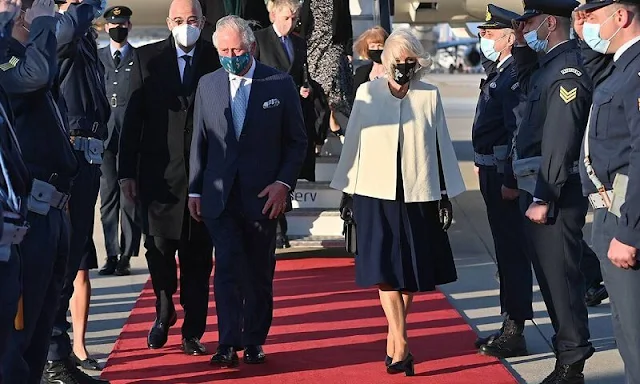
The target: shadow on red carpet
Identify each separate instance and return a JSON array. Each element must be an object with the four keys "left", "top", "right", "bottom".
[{"left": 100, "top": 258, "right": 517, "bottom": 383}]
